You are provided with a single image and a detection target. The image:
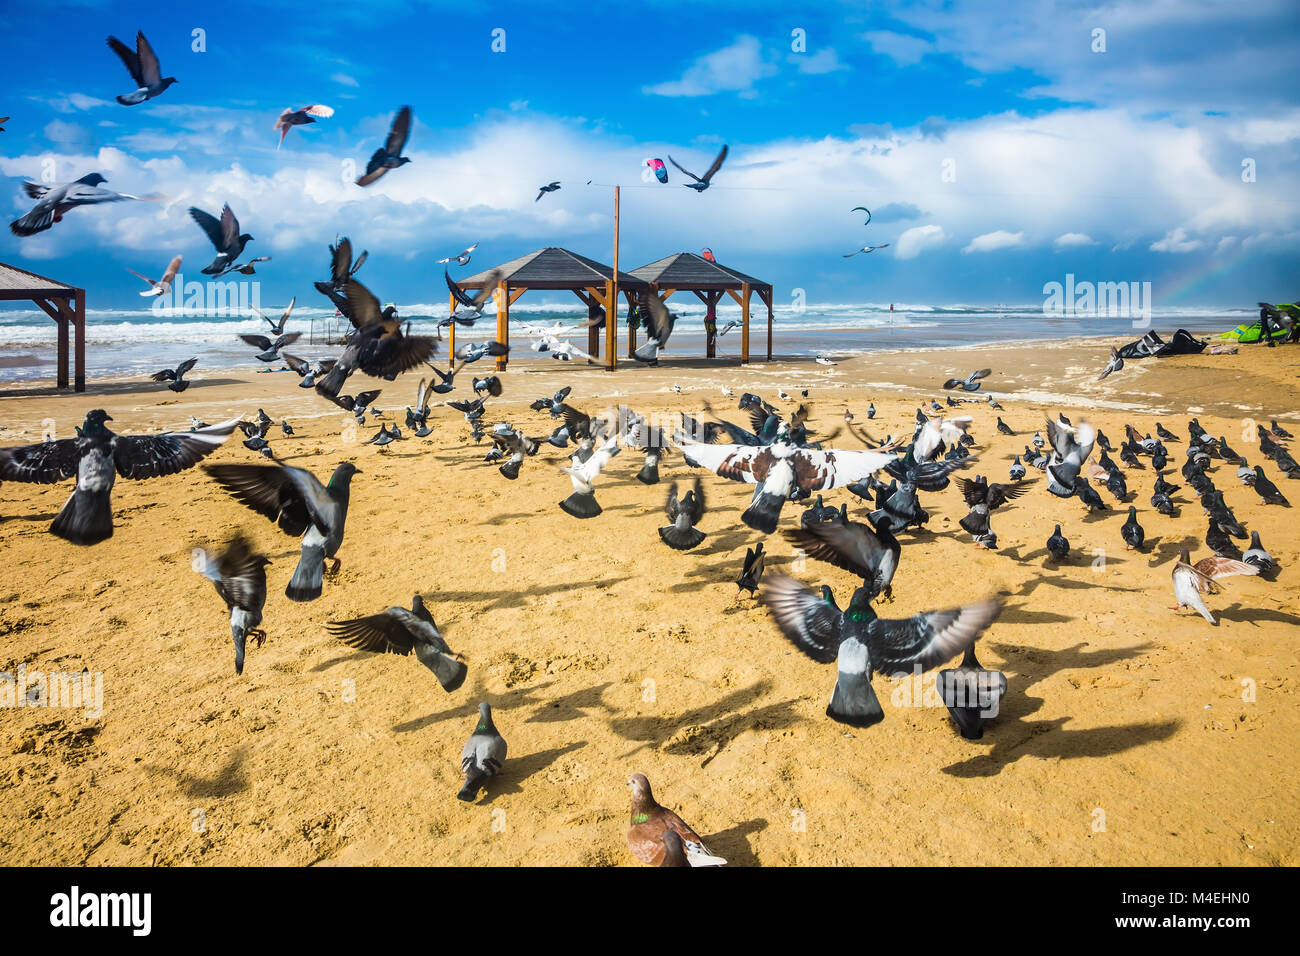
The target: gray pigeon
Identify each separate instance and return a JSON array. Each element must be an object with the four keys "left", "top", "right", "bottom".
[
  {"left": 761, "top": 575, "right": 1002, "bottom": 728},
  {"left": 942, "top": 368, "right": 992, "bottom": 391},
  {"left": 204, "top": 461, "right": 359, "bottom": 602},
  {"left": 326, "top": 595, "right": 467, "bottom": 692},
  {"left": 1045, "top": 417, "right": 1096, "bottom": 498},
  {"left": 11, "top": 173, "right": 146, "bottom": 237},
  {"left": 151, "top": 357, "right": 197, "bottom": 392},
  {"left": 632, "top": 293, "right": 676, "bottom": 365},
  {"left": 239, "top": 331, "right": 302, "bottom": 362},
  {"left": 196, "top": 534, "right": 270, "bottom": 675},
  {"left": 106, "top": 31, "right": 177, "bottom": 105},
  {"left": 659, "top": 478, "right": 706, "bottom": 550},
  {"left": 458, "top": 702, "right": 507, "bottom": 801},
  {"left": 937, "top": 646, "right": 1006, "bottom": 740},
  {"left": 0, "top": 410, "right": 237, "bottom": 544}
]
